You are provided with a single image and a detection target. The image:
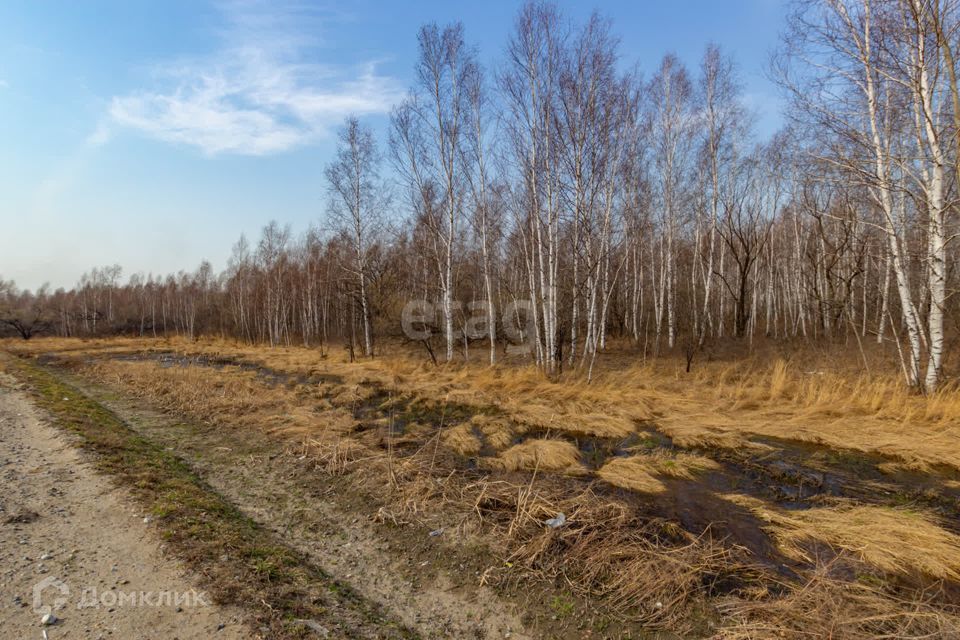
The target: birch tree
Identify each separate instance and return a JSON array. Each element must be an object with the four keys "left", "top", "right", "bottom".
[
  {"left": 500, "top": 1, "right": 566, "bottom": 372},
  {"left": 463, "top": 60, "right": 499, "bottom": 364},
  {"left": 777, "top": 0, "right": 927, "bottom": 387},
  {"left": 696, "top": 44, "right": 746, "bottom": 346},
  {"left": 648, "top": 54, "right": 695, "bottom": 350},
  {"left": 325, "top": 117, "right": 388, "bottom": 358}
]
